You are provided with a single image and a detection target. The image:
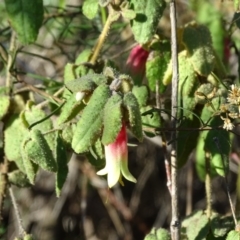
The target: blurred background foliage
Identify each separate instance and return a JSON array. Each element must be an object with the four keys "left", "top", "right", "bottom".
[{"left": 1, "top": 0, "right": 240, "bottom": 240}]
